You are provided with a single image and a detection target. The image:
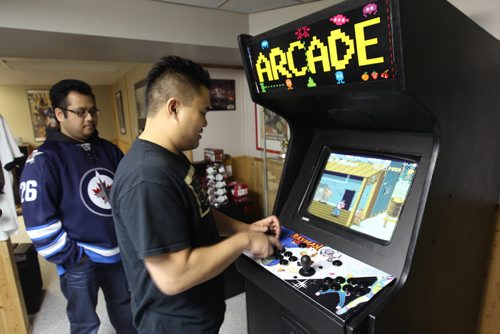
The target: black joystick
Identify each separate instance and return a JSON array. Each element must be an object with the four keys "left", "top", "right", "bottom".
[{"left": 299, "top": 255, "right": 315, "bottom": 277}]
